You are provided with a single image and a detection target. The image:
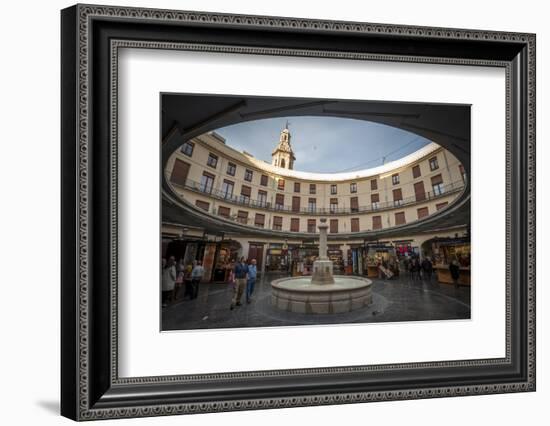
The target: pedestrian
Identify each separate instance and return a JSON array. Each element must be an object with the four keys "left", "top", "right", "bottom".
[
  {"left": 414, "top": 258, "right": 422, "bottom": 280},
  {"left": 231, "top": 257, "right": 248, "bottom": 310},
  {"left": 246, "top": 259, "right": 257, "bottom": 303},
  {"left": 190, "top": 260, "right": 205, "bottom": 299},
  {"left": 162, "top": 256, "right": 176, "bottom": 307},
  {"left": 174, "top": 258, "right": 185, "bottom": 300},
  {"left": 421, "top": 257, "right": 433, "bottom": 281},
  {"left": 449, "top": 258, "right": 460, "bottom": 288}
]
